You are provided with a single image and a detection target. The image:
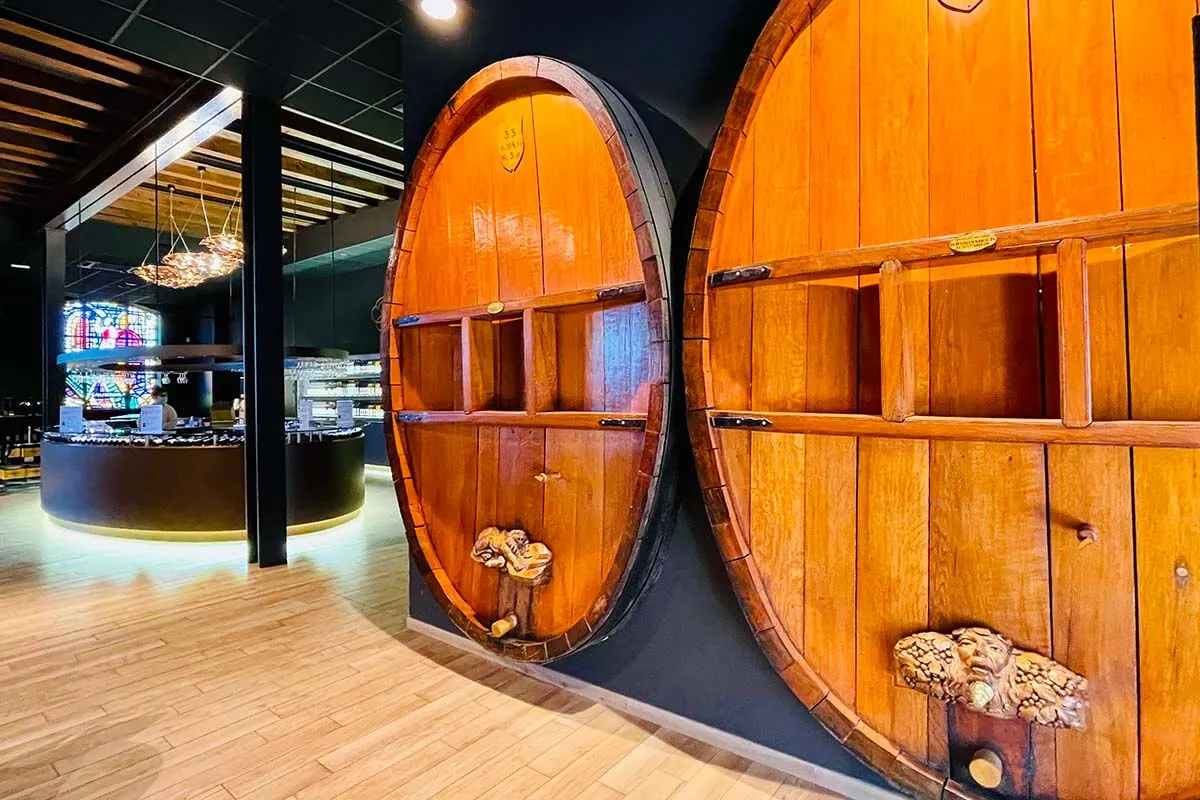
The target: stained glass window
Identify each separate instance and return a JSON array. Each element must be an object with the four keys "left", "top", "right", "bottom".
[{"left": 63, "top": 301, "right": 162, "bottom": 409}]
